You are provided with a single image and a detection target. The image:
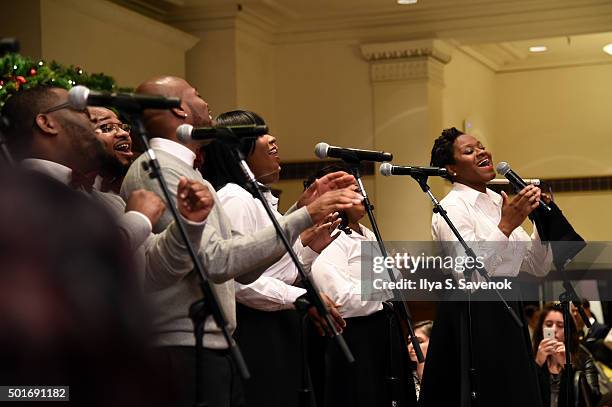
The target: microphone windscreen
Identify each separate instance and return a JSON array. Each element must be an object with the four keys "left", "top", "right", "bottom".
[
  {"left": 68, "top": 85, "right": 89, "bottom": 110},
  {"left": 176, "top": 124, "right": 194, "bottom": 144},
  {"left": 496, "top": 161, "right": 511, "bottom": 176},
  {"left": 314, "top": 142, "right": 329, "bottom": 160},
  {"left": 379, "top": 163, "right": 393, "bottom": 177}
]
